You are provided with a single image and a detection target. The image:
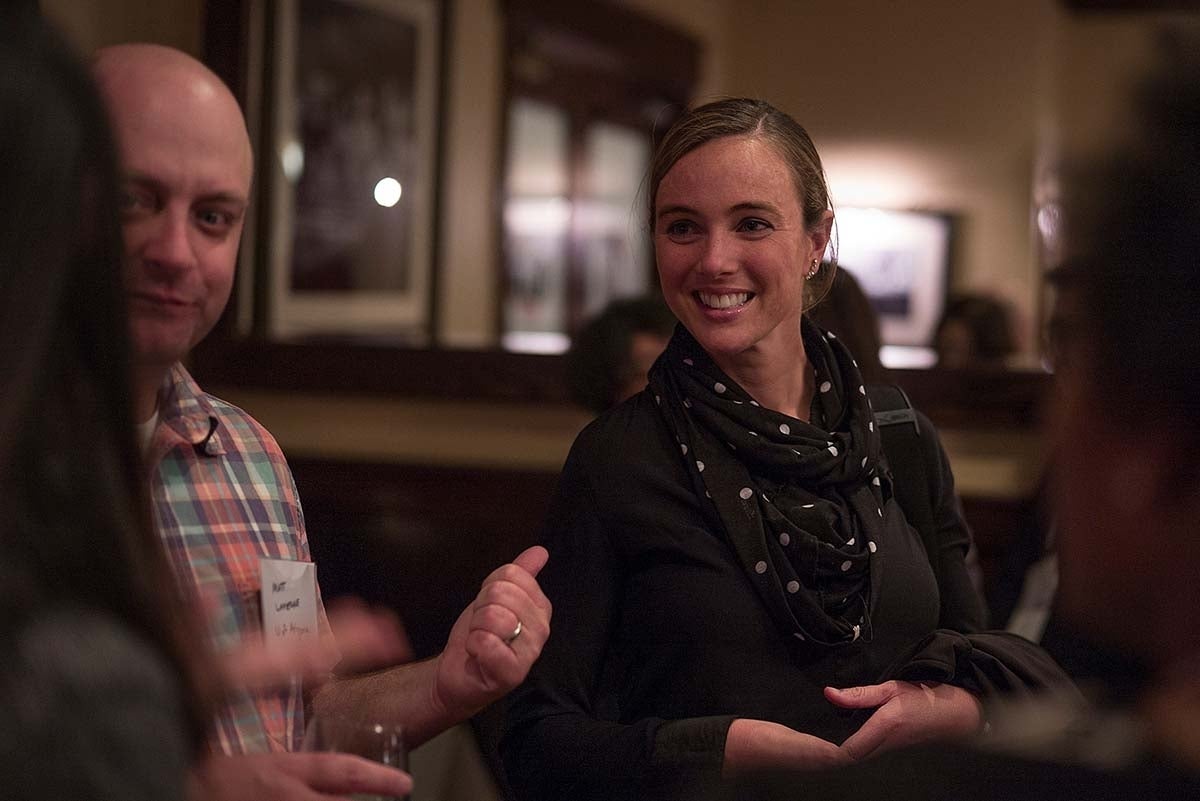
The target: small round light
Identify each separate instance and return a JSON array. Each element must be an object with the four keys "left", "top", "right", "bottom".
[{"left": 374, "top": 177, "right": 402, "bottom": 207}]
